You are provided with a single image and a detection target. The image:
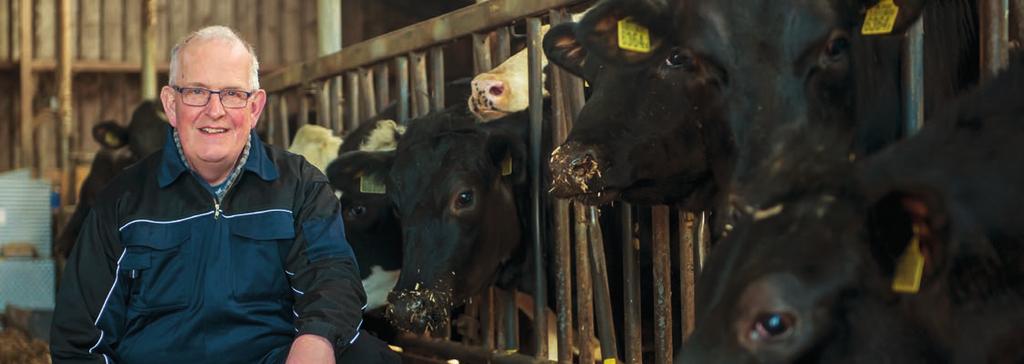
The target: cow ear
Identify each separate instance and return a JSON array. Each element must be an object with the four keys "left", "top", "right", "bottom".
[
  {"left": 867, "top": 188, "right": 950, "bottom": 294},
  {"left": 858, "top": 0, "right": 929, "bottom": 35},
  {"left": 574, "top": 0, "right": 671, "bottom": 66},
  {"left": 485, "top": 132, "right": 527, "bottom": 185},
  {"left": 328, "top": 150, "right": 396, "bottom": 192},
  {"left": 543, "top": 22, "right": 588, "bottom": 78},
  {"left": 93, "top": 121, "right": 129, "bottom": 149}
]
